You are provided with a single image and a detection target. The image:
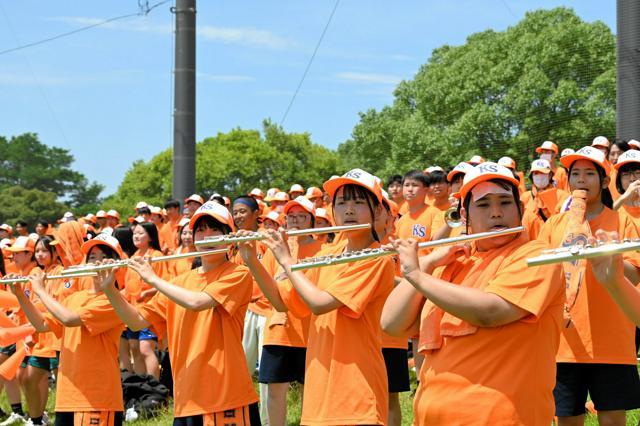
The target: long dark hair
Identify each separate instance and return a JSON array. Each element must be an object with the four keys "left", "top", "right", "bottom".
[
  {"left": 35, "top": 236, "right": 58, "bottom": 268},
  {"left": 568, "top": 162, "right": 613, "bottom": 209},
  {"left": 134, "top": 222, "right": 162, "bottom": 252},
  {"left": 112, "top": 226, "right": 136, "bottom": 257}
]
